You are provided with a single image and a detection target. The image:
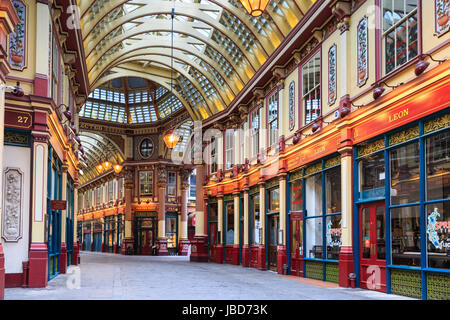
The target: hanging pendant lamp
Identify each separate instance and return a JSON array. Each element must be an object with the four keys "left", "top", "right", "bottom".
[
  {"left": 163, "top": 6, "right": 181, "bottom": 150},
  {"left": 239, "top": 0, "right": 270, "bottom": 17}
]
